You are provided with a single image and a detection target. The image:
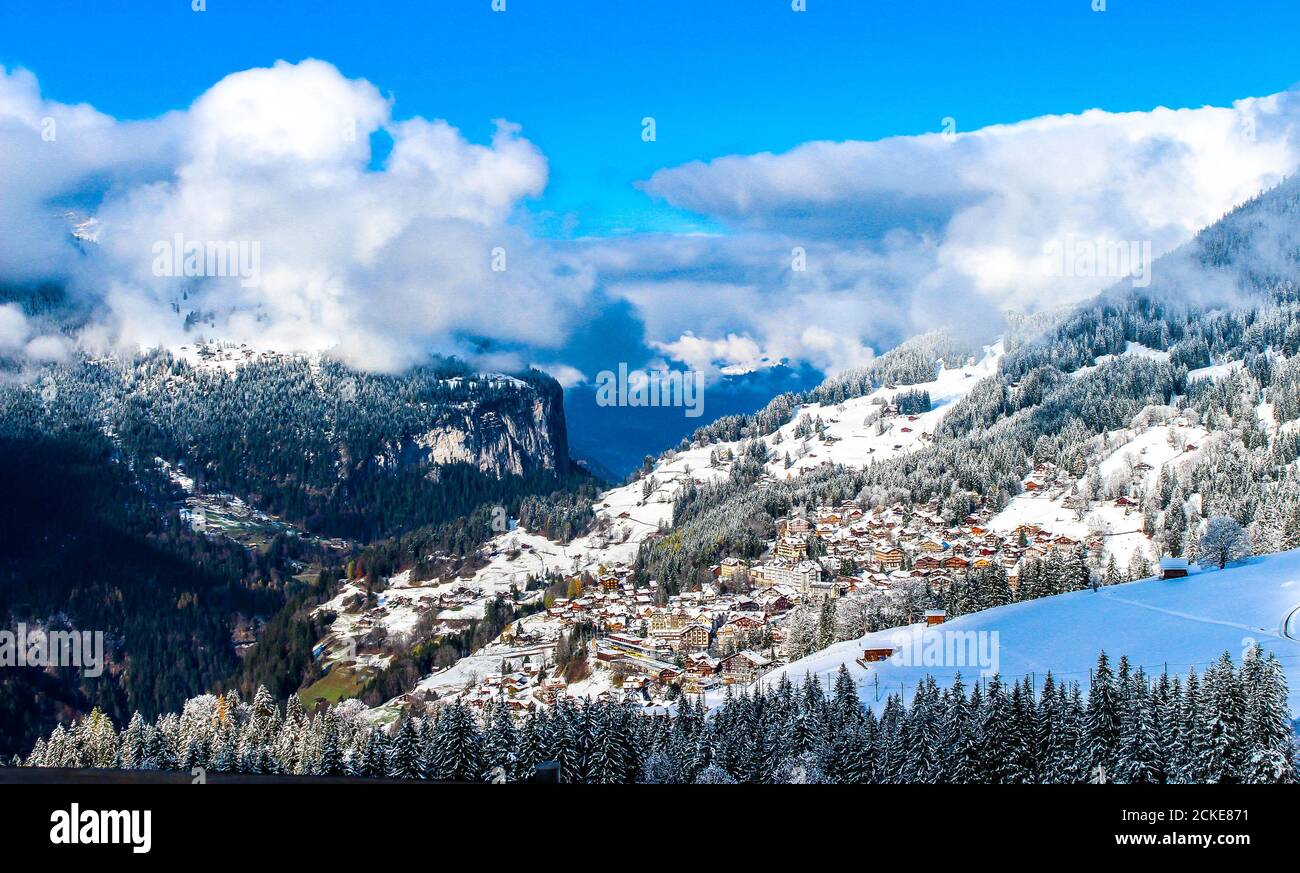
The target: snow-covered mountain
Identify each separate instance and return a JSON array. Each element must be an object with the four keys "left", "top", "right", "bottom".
[
  {"left": 311, "top": 341, "right": 1008, "bottom": 694},
  {"left": 315, "top": 177, "right": 1300, "bottom": 720}
]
